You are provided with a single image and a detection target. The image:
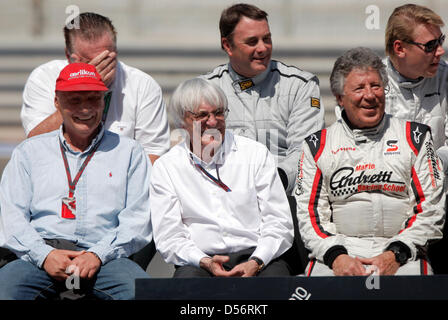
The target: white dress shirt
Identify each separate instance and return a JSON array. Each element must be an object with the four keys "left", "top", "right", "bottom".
[{"left": 150, "top": 131, "right": 293, "bottom": 268}]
